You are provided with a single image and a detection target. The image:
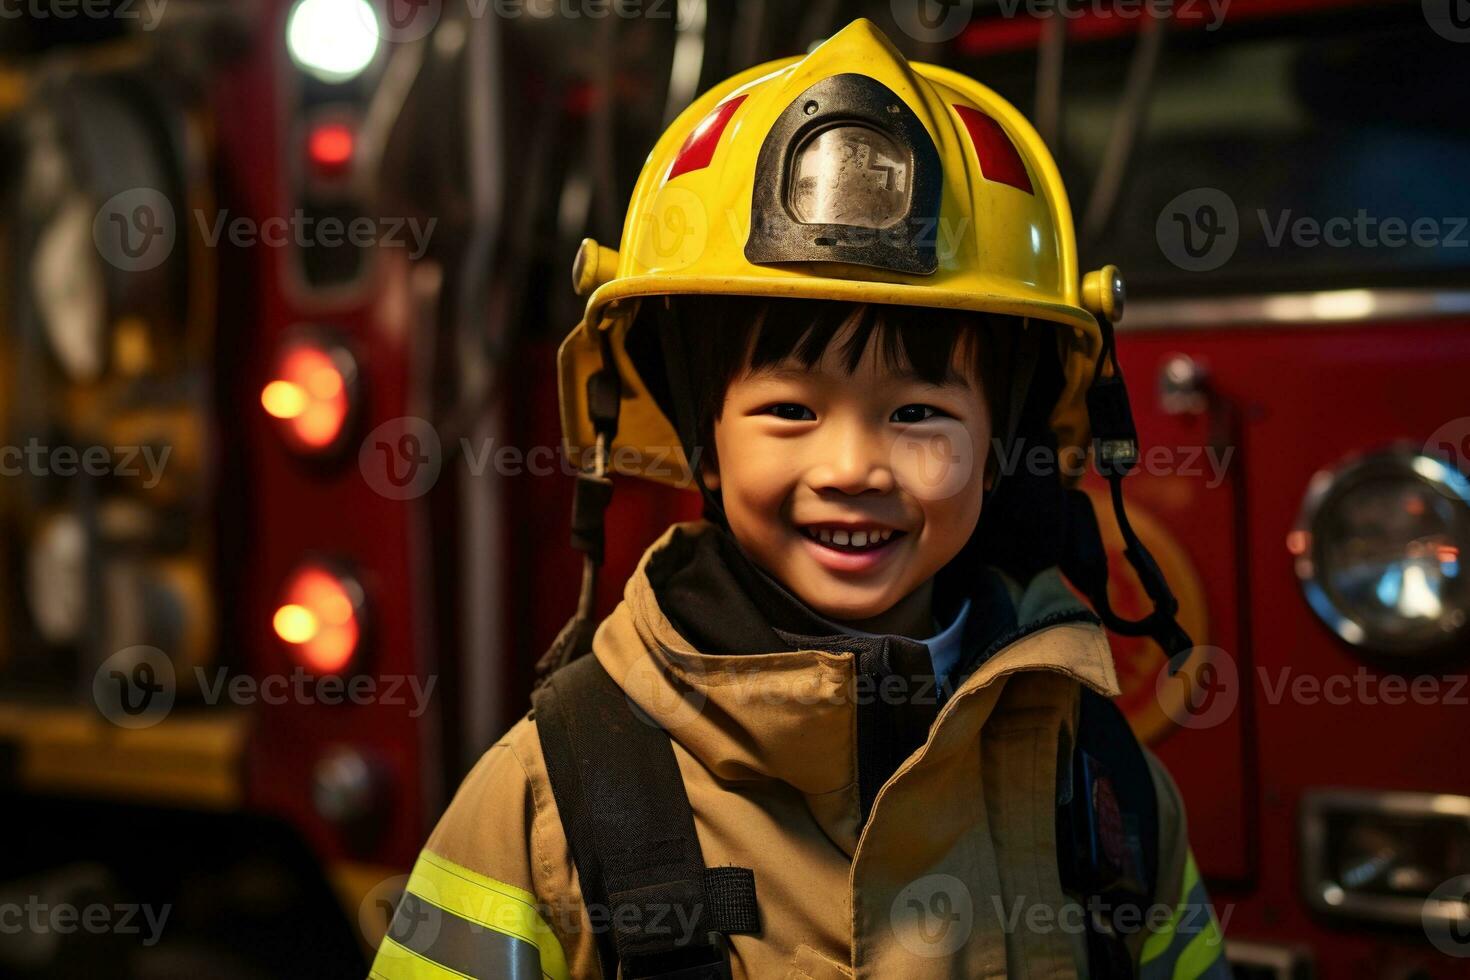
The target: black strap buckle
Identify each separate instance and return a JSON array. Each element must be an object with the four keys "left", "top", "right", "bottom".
[{"left": 623, "top": 933, "right": 732, "bottom": 980}]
